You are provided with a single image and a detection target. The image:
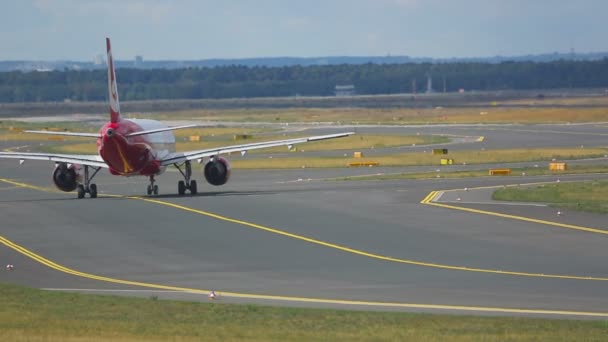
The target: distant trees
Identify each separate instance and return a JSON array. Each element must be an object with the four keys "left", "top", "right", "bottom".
[{"left": 0, "top": 59, "right": 607, "bottom": 103}]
